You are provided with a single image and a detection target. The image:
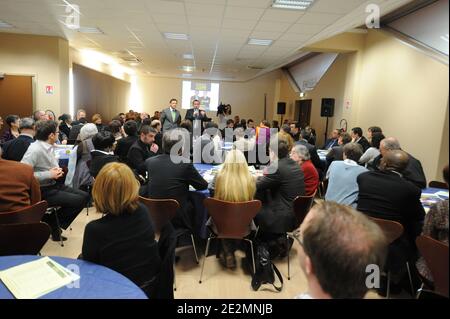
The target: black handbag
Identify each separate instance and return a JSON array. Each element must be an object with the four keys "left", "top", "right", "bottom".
[{"left": 251, "top": 242, "right": 283, "bottom": 292}]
